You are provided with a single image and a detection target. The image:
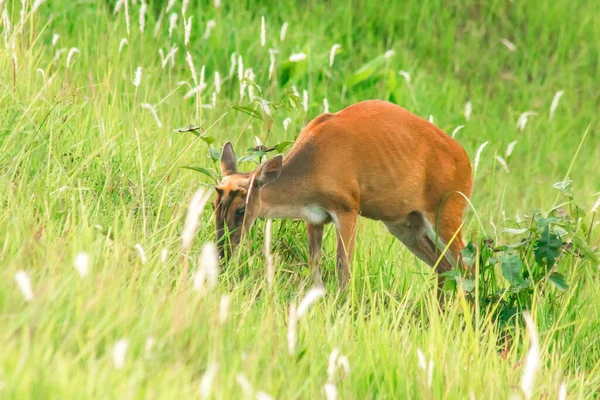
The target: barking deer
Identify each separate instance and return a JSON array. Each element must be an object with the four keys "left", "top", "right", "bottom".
[{"left": 213, "top": 100, "right": 473, "bottom": 288}]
